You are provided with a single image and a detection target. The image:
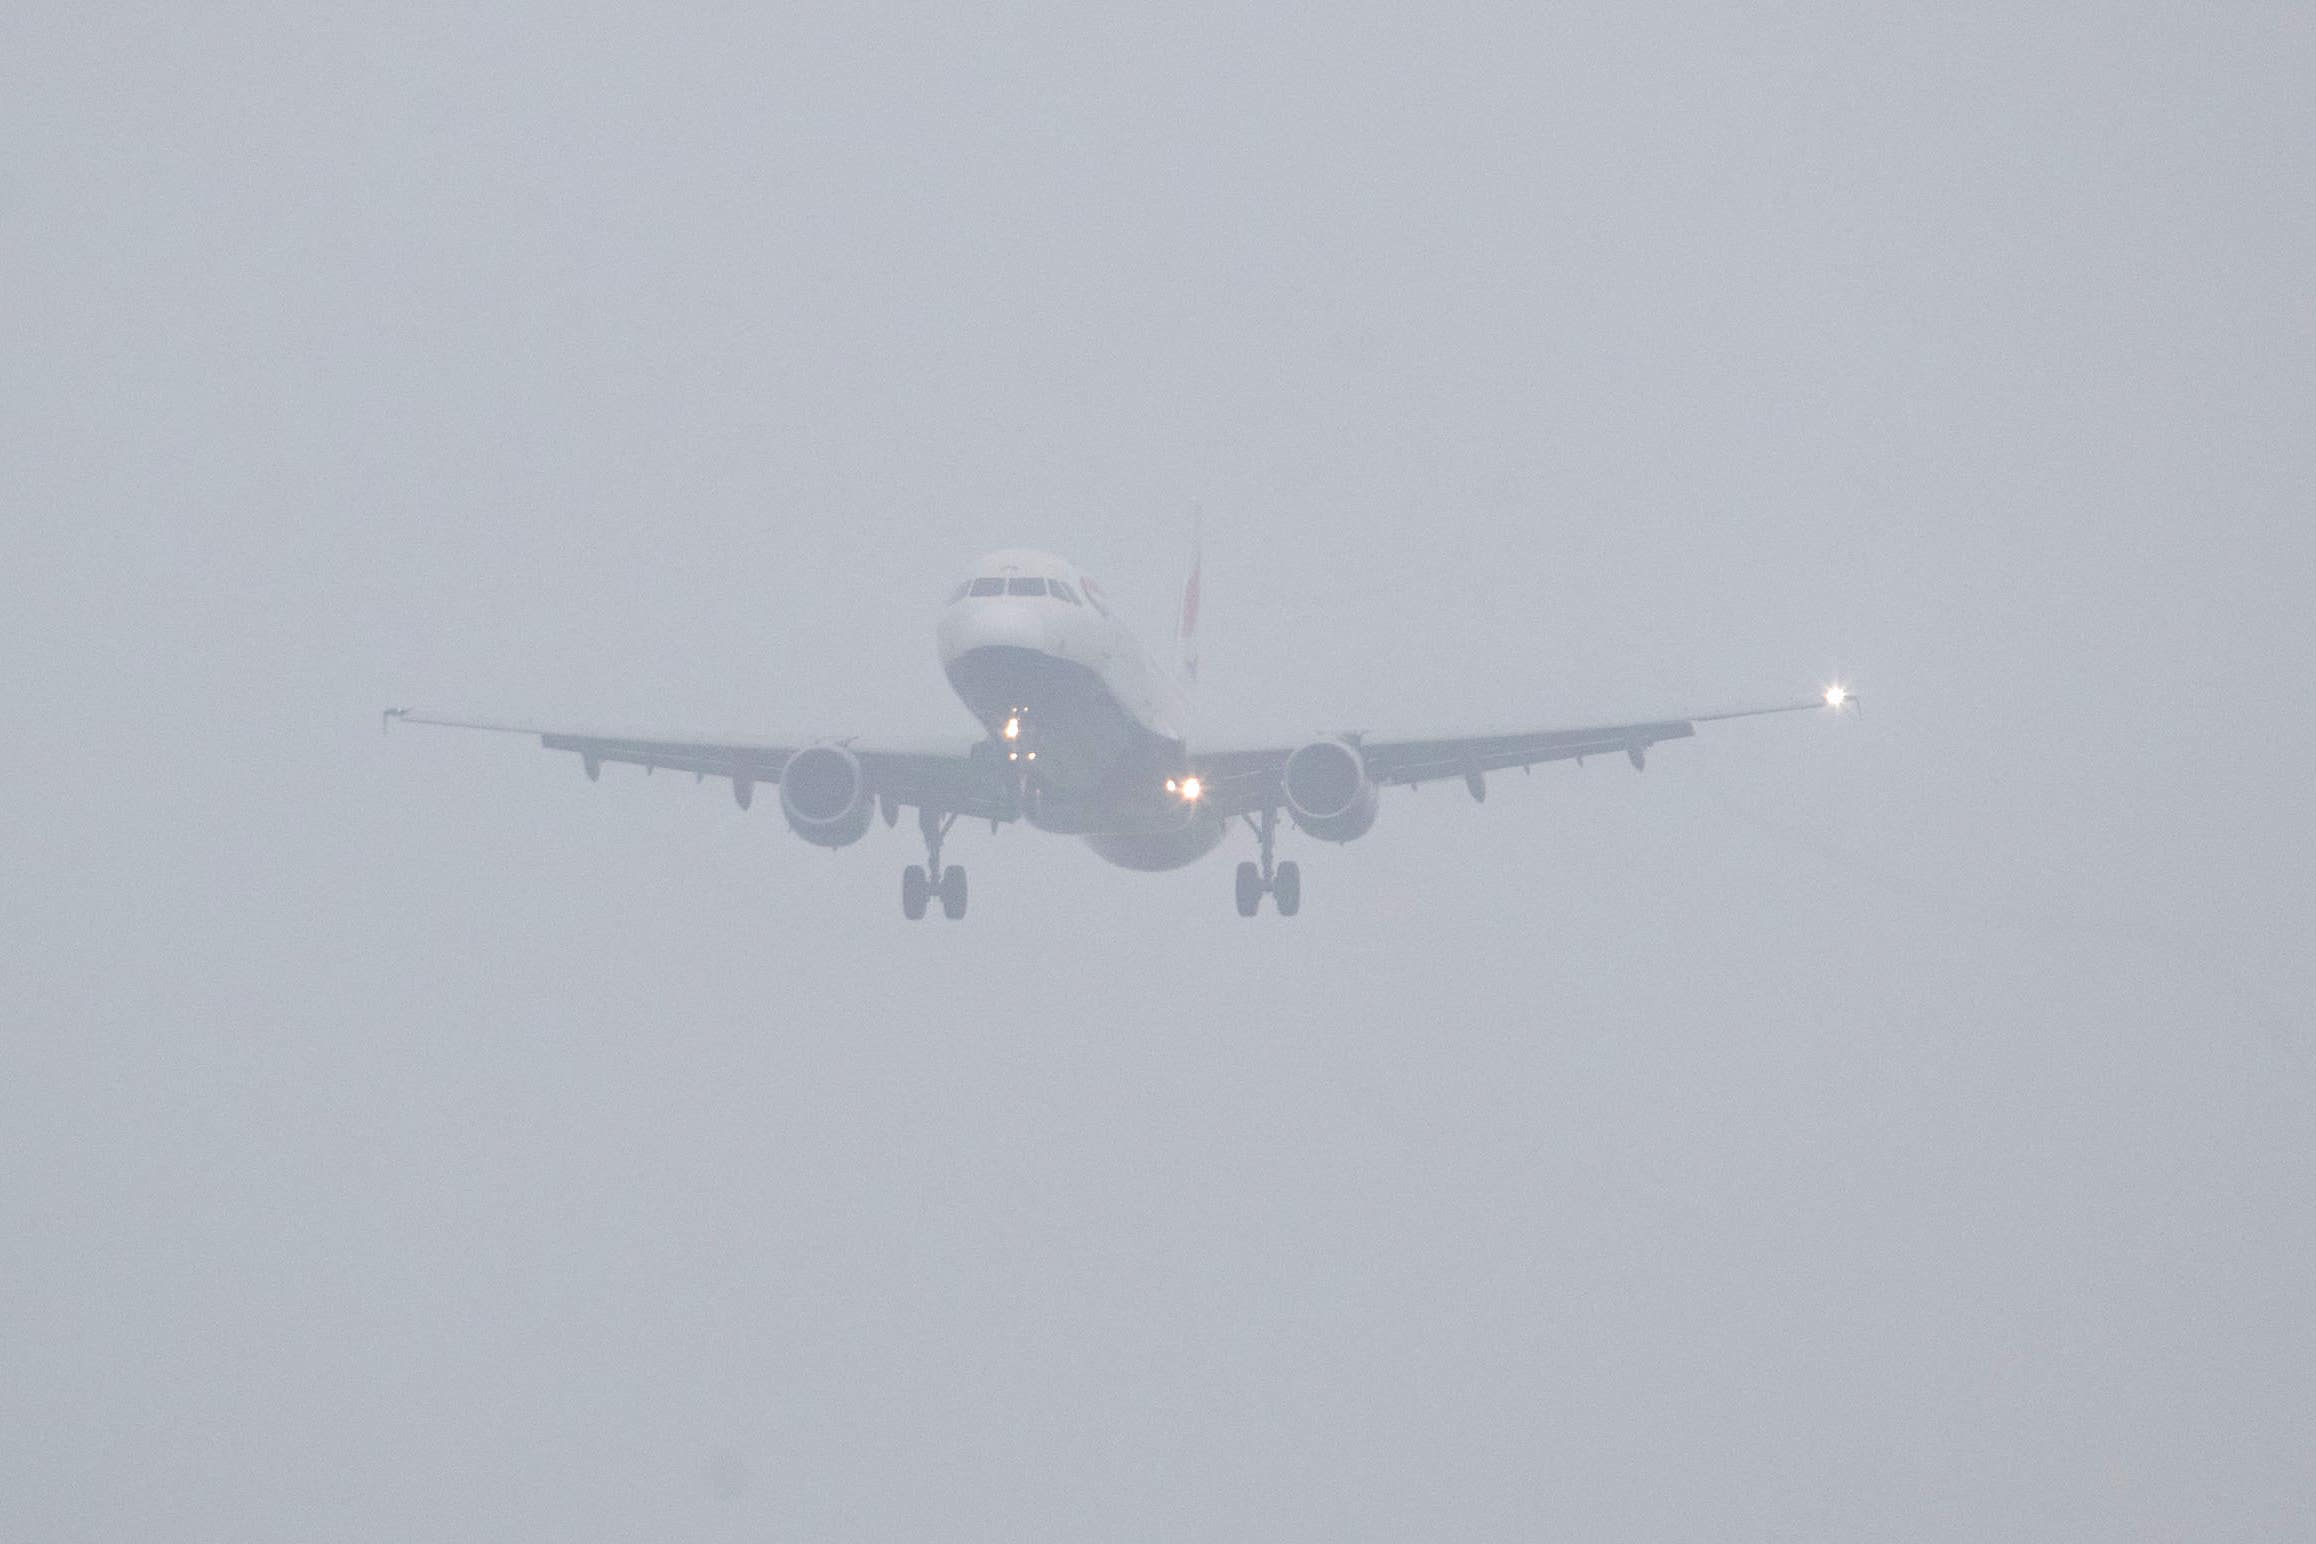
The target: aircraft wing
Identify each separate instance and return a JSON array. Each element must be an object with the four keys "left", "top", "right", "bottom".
[
  {"left": 1189, "top": 695, "right": 1845, "bottom": 819},
  {"left": 382, "top": 710, "right": 1014, "bottom": 822}
]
